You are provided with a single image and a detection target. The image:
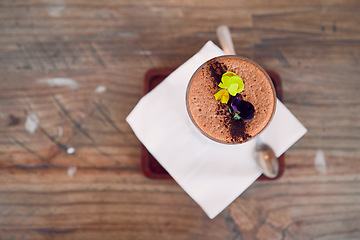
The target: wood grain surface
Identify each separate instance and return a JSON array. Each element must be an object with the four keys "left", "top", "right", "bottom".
[{"left": 0, "top": 0, "right": 359, "bottom": 239}]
